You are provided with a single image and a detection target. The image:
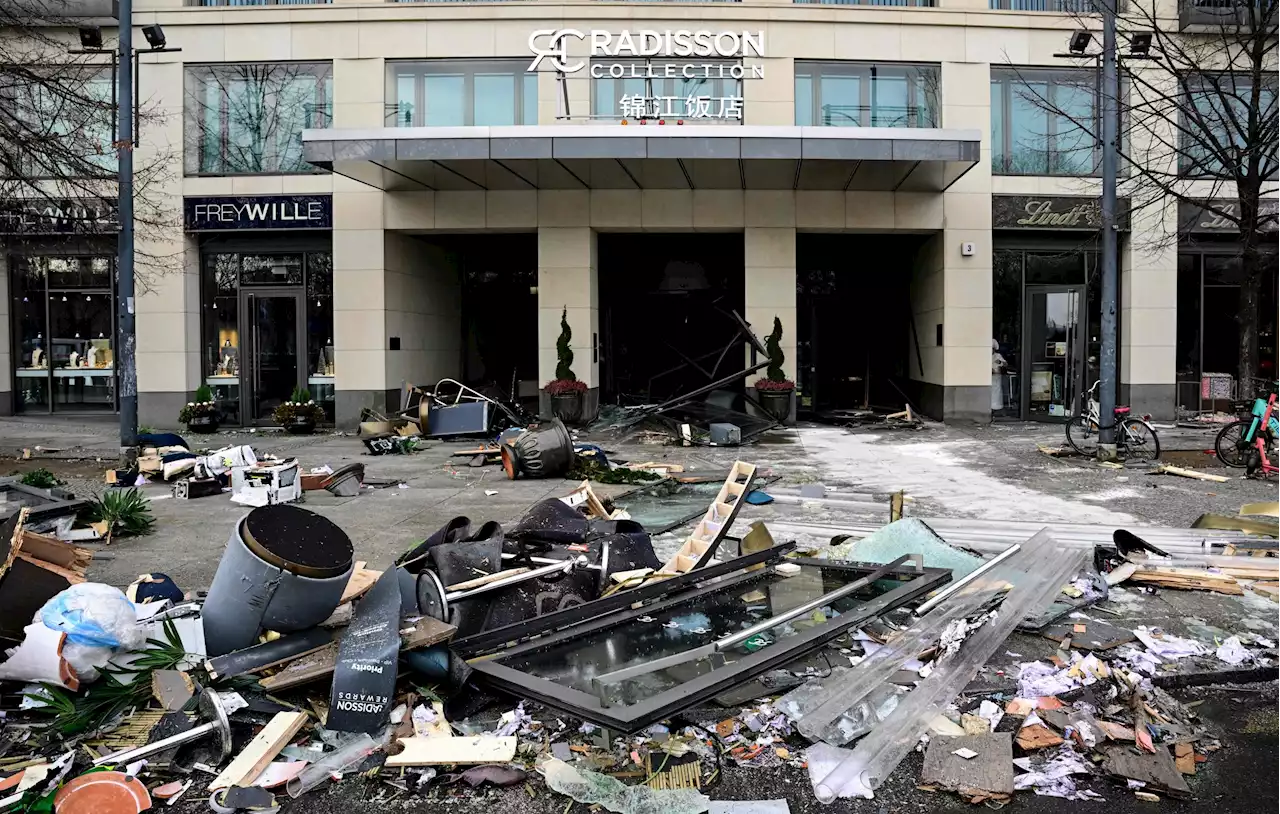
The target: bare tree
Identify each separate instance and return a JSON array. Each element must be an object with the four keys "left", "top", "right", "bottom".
[
  {"left": 1008, "top": 0, "right": 1278, "bottom": 398},
  {"left": 184, "top": 62, "right": 332, "bottom": 177},
  {"left": 0, "top": 0, "right": 177, "bottom": 288}
]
